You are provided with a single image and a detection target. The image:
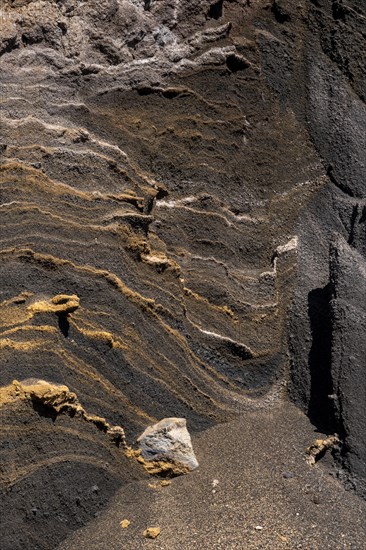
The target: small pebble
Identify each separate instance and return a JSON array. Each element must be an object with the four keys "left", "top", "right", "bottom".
[
  {"left": 143, "top": 527, "right": 161, "bottom": 539},
  {"left": 160, "top": 480, "right": 171, "bottom": 487},
  {"left": 120, "top": 519, "right": 130, "bottom": 529}
]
